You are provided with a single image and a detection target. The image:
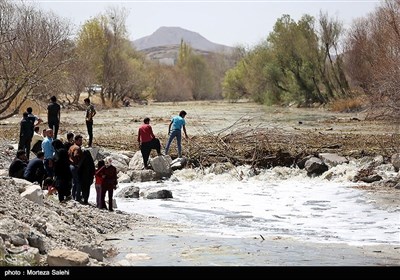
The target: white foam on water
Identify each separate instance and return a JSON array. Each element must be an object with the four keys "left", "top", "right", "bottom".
[{"left": 89, "top": 161, "right": 400, "bottom": 246}]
